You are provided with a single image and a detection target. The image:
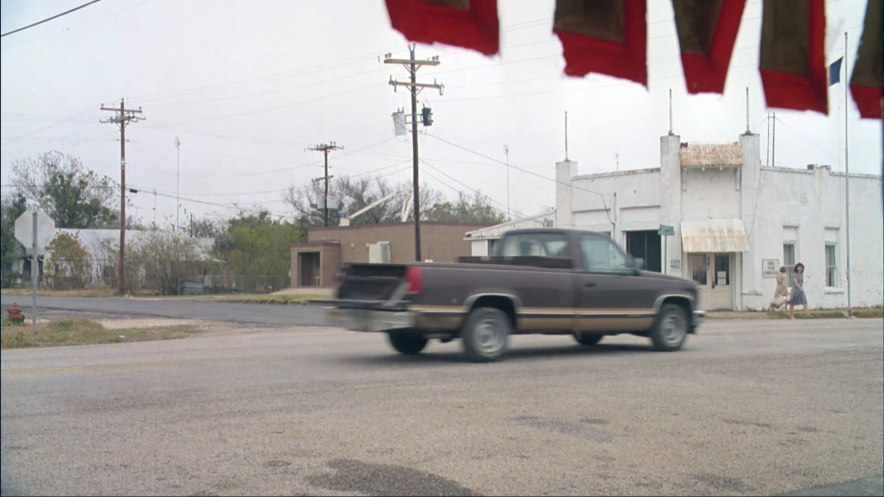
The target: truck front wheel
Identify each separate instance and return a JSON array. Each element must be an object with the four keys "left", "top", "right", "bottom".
[
  {"left": 388, "top": 332, "right": 428, "bottom": 355},
  {"left": 462, "top": 307, "right": 511, "bottom": 362},
  {"left": 650, "top": 304, "right": 688, "bottom": 351}
]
